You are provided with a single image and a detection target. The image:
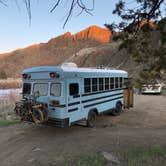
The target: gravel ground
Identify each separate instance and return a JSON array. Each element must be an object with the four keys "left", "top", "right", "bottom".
[{"left": 0, "top": 94, "right": 165, "bottom": 166}]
